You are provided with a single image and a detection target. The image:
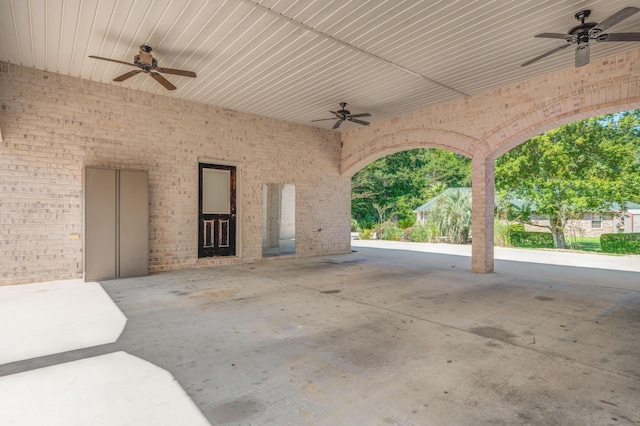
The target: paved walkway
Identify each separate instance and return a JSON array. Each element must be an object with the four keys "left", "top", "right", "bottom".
[{"left": 1, "top": 244, "right": 639, "bottom": 425}]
